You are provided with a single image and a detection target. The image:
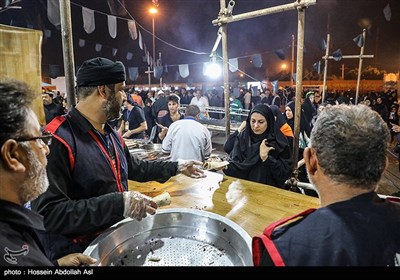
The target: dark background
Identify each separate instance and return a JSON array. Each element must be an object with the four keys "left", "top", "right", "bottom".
[{"left": 1, "top": 0, "right": 399, "bottom": 84}]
